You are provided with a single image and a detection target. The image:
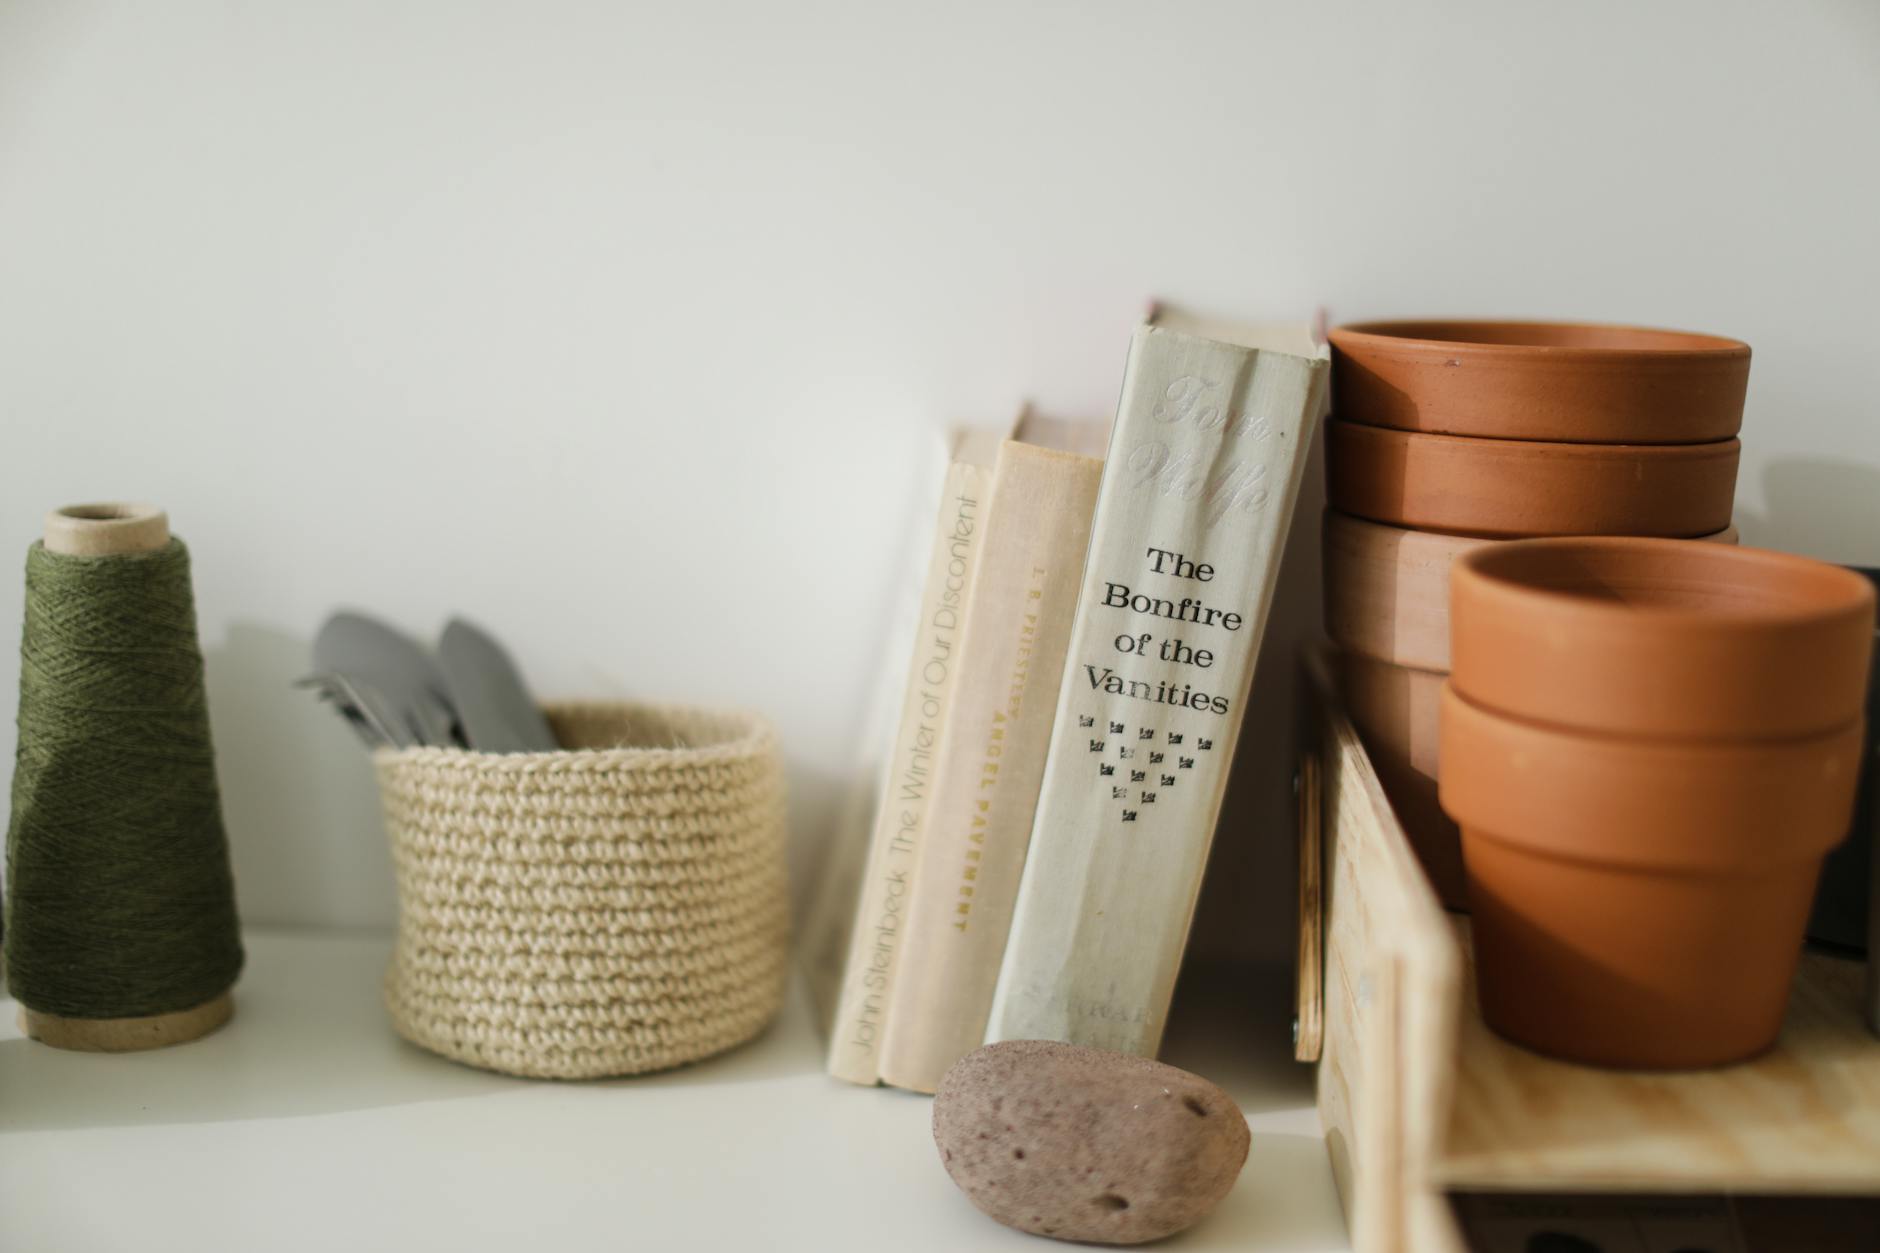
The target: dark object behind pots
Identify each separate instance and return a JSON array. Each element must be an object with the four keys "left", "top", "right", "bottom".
[{"left": 1807, "top": 566, "right": 1879, "bottom": 956}]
